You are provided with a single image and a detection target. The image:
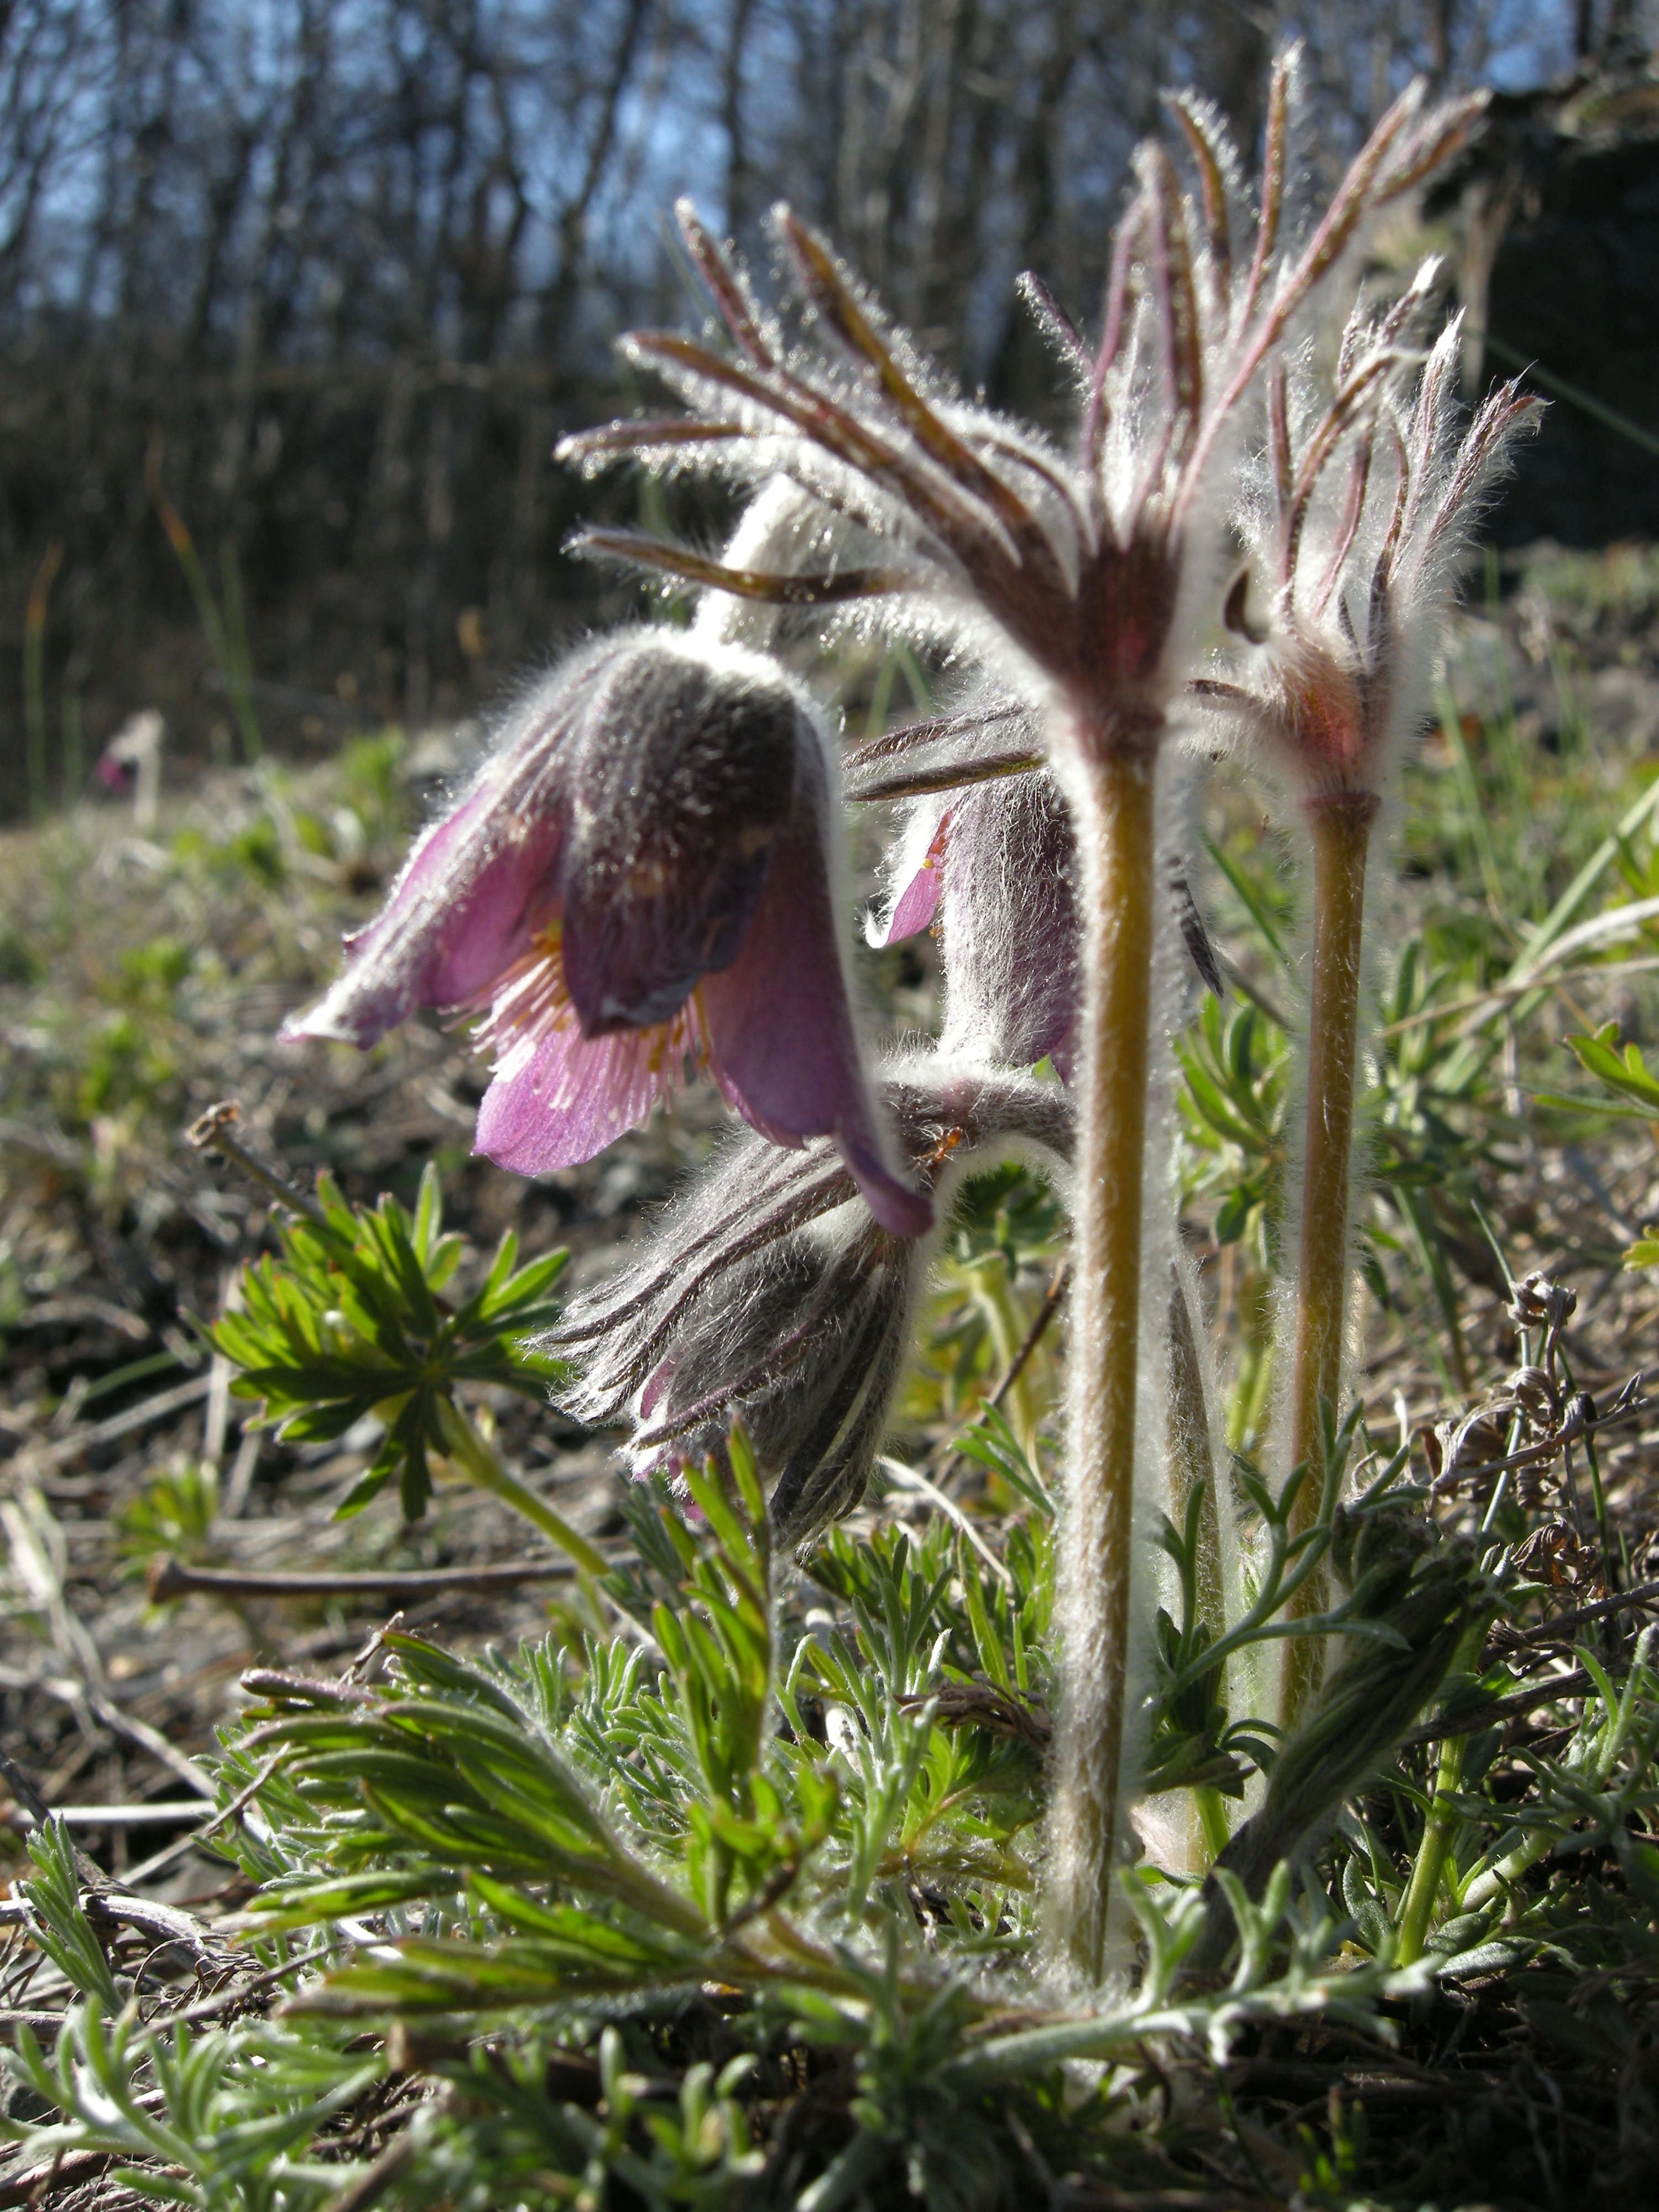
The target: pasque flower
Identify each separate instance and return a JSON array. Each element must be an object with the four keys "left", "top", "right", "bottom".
[
  {"left": 1192, "top": 279, "right": 1542, "bottom": 806},
  {"left": 862, "top": 731, "right": 1221, "bottom": 1084},
  {"left": 283, "top": 630, "right": 929, "bottom": 1238},
  {"left": 552, "top": 1058, "right": 1073, "bottom": 1545},
  {"left": 556, "top": 58, "right": 1487, "bottom": 1979}
]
